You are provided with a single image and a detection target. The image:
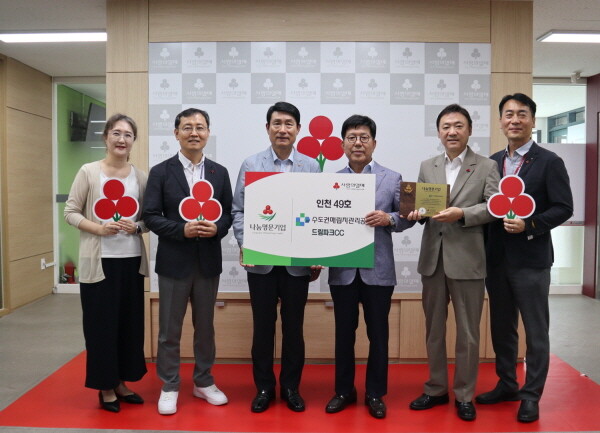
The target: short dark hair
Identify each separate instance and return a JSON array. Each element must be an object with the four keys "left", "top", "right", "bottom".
[
  {"left": 436, "top": 104, "right": 473, "bottom": 130},
  {"left": 103, "top": 113, "right": 137, "bottom": 140},
  {"left": 175, "top": 108, "right": 210, "bottom": 129},
  {"left": 341, "top": 114, "right": 377, "bottom": 139},
  {"left": 499, "top": 93, "right": 537, "bottom": 117},
  {"left": 266, "top": 101, "right": 300, "bottom": 125}
]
